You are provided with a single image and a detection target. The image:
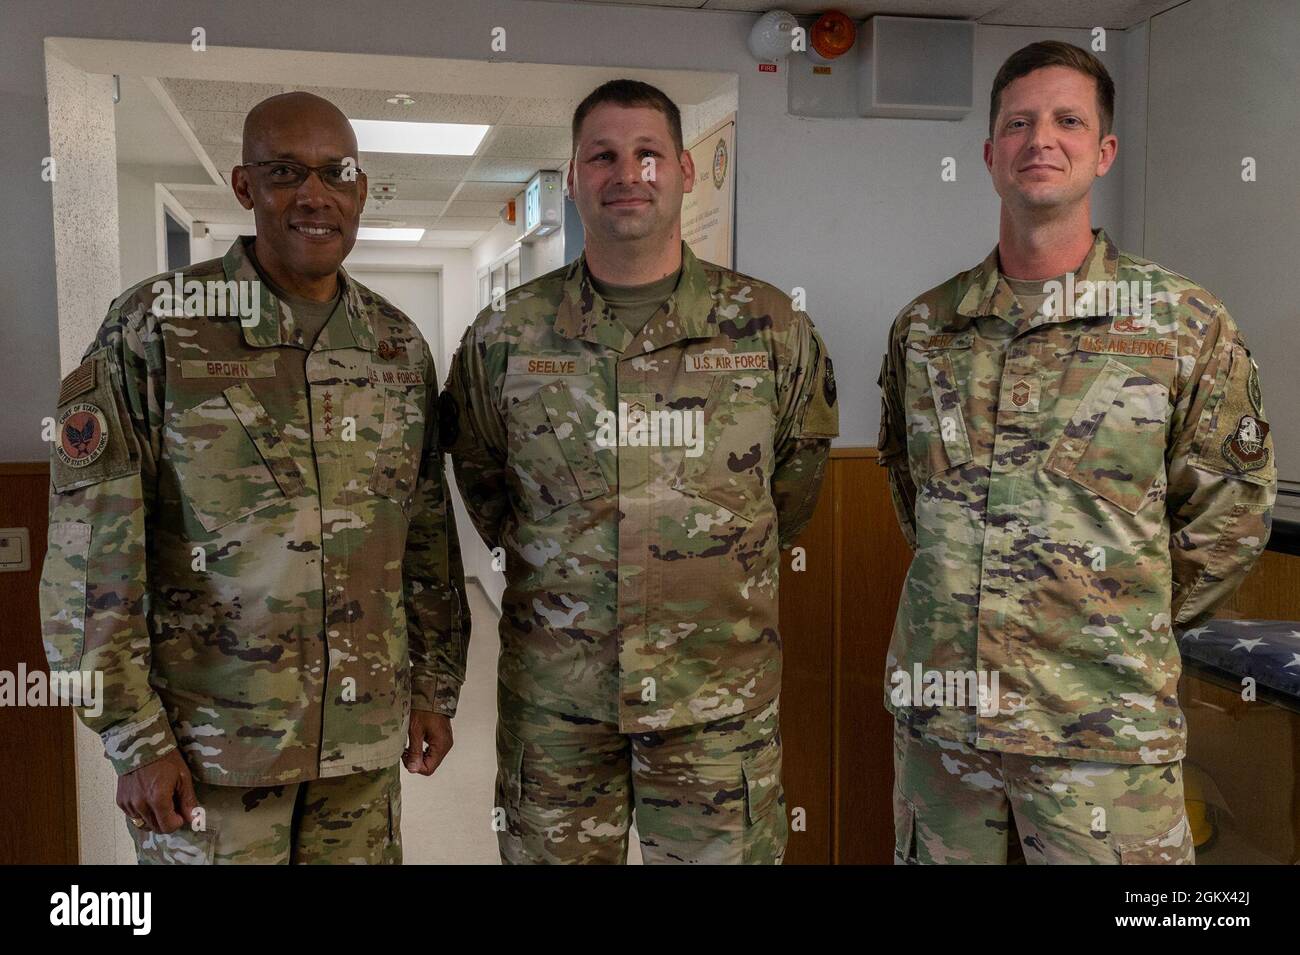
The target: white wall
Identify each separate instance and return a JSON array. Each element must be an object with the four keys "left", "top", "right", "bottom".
[
  {"left": 116, "top": 164, "right": 212, "bottom": 288},
  {"left": 344, "top": 244, "right": 474, "bottom": 373},
  {"left": 44, "top": 50, "right": 138, "bottom": 867},
  {"left": 471, "top": 219, "right": 520, "bottom": 284},
  {"left": 1117, "top": 20, "right": 1148, "bottom": 257},
  {"left": 681, "top": 82, "right": 740, "bottom": 150},
  {"left": 45, "top": 55, "right": 121, "bottom": 378},
  {"left": 1143, "top": 0, "right": 1299, "bottom": 489},
  {"left": 522, "top": 230, "right": 565, "bottom": 284}
]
